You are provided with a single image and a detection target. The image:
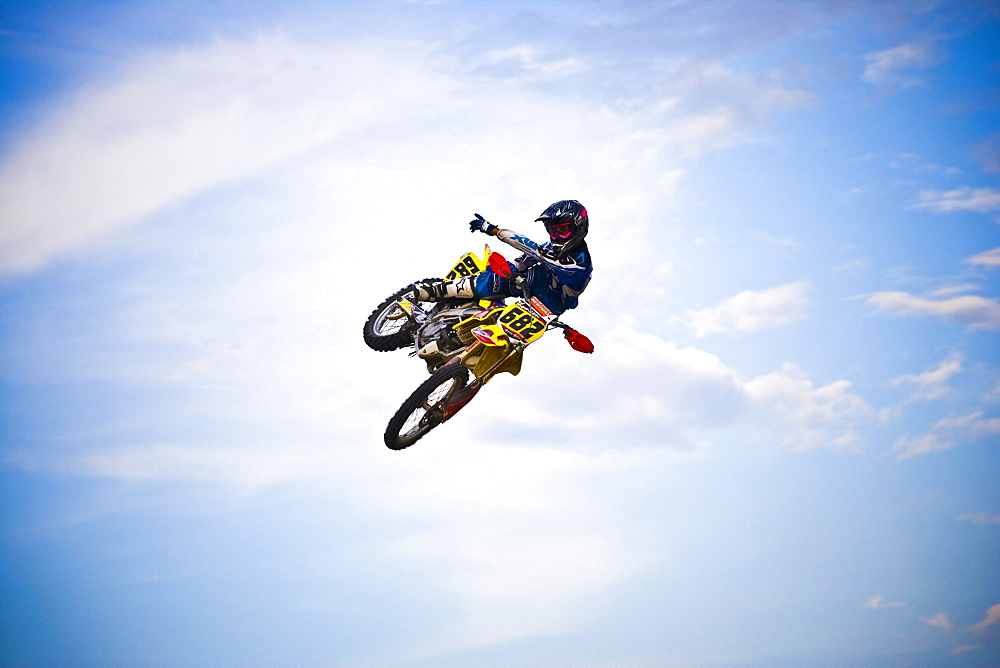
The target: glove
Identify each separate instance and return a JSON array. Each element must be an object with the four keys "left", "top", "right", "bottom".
[{"left": 469, "top": 213, "right": 499, "bottom": 236}]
